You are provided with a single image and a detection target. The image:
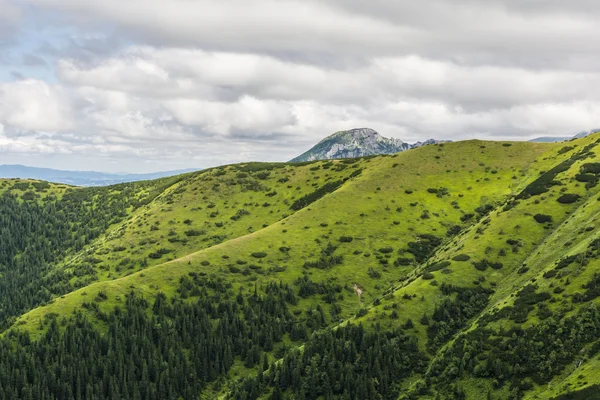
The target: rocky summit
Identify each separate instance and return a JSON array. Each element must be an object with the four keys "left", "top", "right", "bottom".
[{"left": 290, "top": 127, "right": 444, "bottom": 162}]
